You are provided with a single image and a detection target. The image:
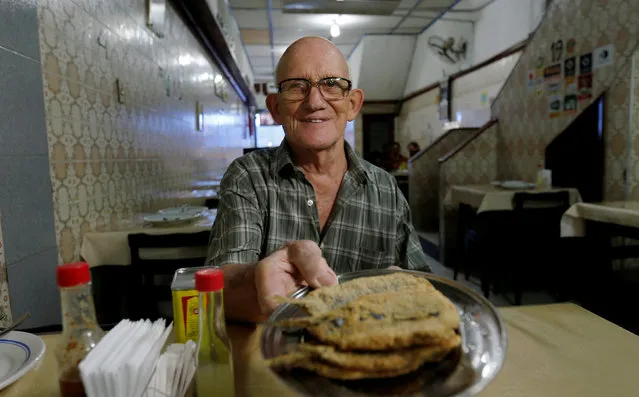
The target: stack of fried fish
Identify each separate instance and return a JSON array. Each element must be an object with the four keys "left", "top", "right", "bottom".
[{"left": 268, "top": 272, "right": 462, "bottom": 380}]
